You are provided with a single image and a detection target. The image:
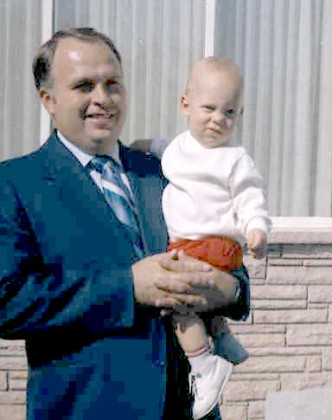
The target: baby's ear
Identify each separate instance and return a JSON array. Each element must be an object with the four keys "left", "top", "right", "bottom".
[{"left": 180, "top": 95, "right": 190, "bottom": 115}]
